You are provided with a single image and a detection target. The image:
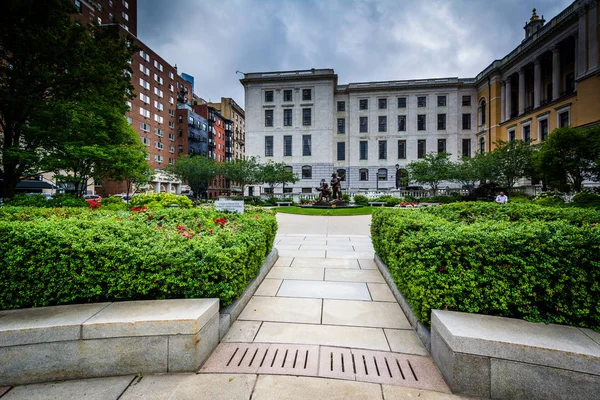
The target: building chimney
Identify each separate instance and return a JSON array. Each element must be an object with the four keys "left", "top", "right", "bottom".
[{"left": 524, "top": 8, "right": 545, "bottom": 41}]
